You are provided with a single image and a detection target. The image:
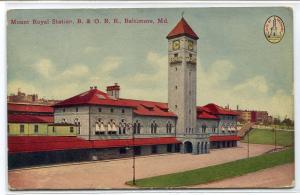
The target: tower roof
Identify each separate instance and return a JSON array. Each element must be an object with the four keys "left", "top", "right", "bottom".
[{"left": 167, "top": 17, "right": 199, "bottom": 40}]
